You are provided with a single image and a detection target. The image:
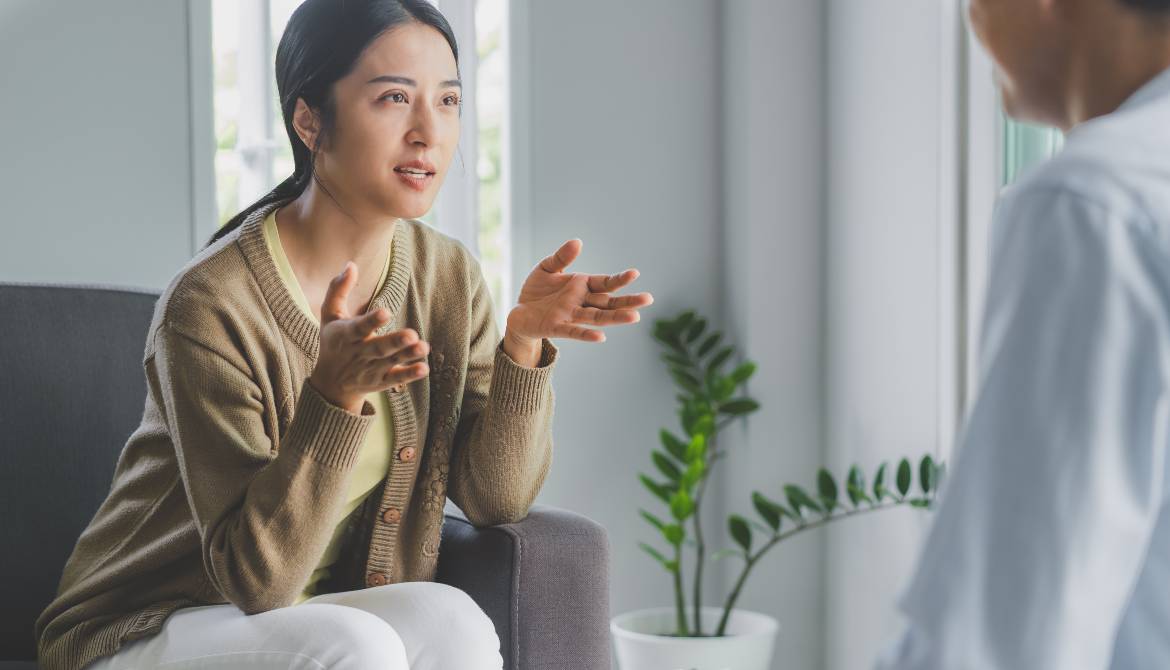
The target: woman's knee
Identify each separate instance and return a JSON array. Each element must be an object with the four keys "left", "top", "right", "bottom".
[
  {"left": 289, "top": 603, "right": 409, "bottom": 669},
  {"left": 405, "top": 583, "right": 502, "bottom": 667}
]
